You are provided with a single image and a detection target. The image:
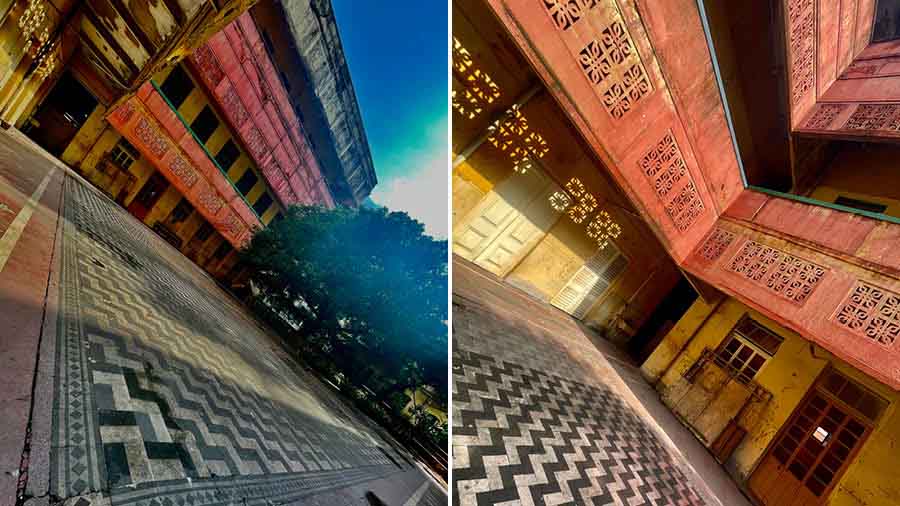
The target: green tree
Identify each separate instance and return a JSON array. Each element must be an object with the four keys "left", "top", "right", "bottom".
[{"left": 240, "top": 205, "right": 448, "bottom": 402}]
